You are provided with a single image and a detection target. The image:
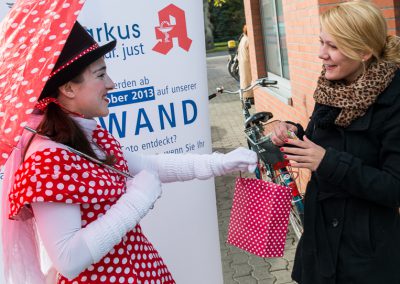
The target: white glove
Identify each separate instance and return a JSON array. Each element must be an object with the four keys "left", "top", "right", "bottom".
[
  {"left": 220, "top": 147, "right": 258, "bottom": 173},
  {"left": 123, "top": 148, "right": 257, "bottom": 183},
  {"left": 124, "top": 170, "right": 162, "bottom": 218}
]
